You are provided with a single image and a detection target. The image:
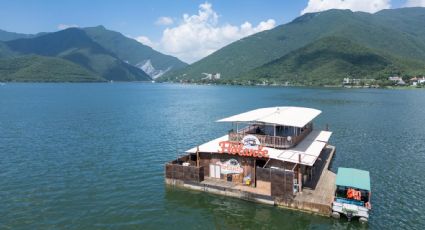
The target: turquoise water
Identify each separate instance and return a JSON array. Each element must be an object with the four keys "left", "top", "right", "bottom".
[{"left": 1, "top": 83, "right": 424, "bottom": 229}]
